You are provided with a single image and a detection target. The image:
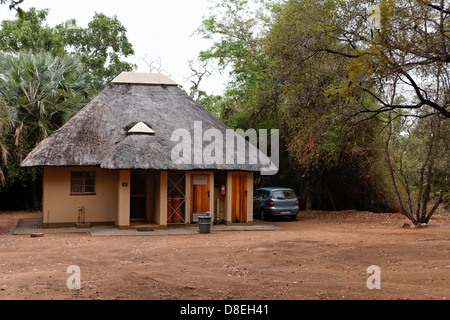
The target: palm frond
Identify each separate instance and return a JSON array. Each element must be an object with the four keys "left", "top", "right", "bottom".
[
  {"left": 14, "top": 121, "right": 27, "bottom": 146},
  {"left": 1, "top": 145, "right": 9, "bottom": 165},
  {"left": 0, "top": 165, "right": 6, "bottom": 186}
]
